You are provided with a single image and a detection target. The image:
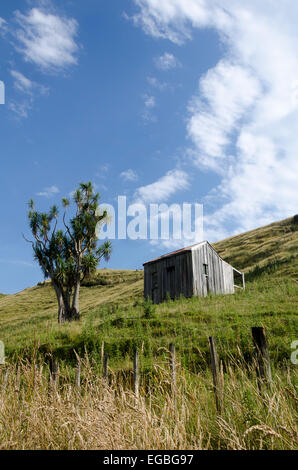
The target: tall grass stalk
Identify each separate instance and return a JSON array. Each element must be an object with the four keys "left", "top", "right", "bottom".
[{"left": 0, "top": 354, "right": 296, "bottom": 450}]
